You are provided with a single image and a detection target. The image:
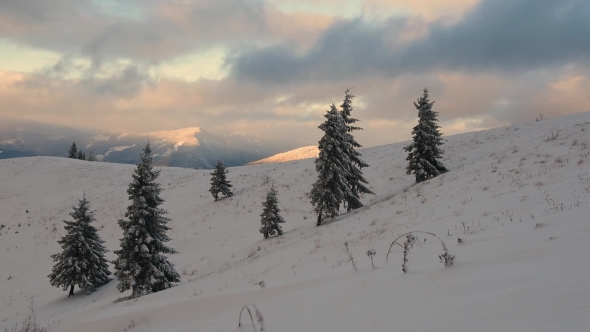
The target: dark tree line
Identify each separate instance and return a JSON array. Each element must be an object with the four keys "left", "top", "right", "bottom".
[{"left": 67, "top": 142, "right": 95, "bottom": 161}]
